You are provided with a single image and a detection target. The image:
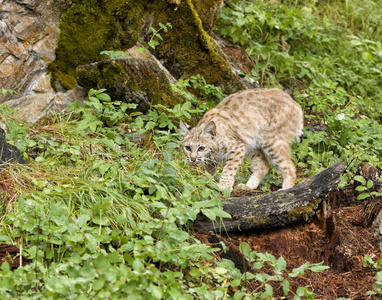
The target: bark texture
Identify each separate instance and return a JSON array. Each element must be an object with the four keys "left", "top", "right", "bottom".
[{"left": 194, "top": 162, "right": 346, "bottom": 233}]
